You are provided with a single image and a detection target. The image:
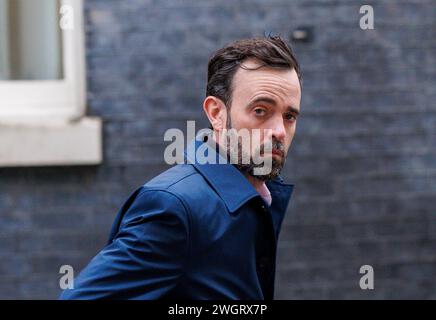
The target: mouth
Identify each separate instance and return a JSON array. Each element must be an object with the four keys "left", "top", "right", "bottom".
[
  {"left": 260, "top": 149, "right": 284, "bottom": 161},
  {"left": 271, "top": 149, "right": 284, "bottom": 157}
]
